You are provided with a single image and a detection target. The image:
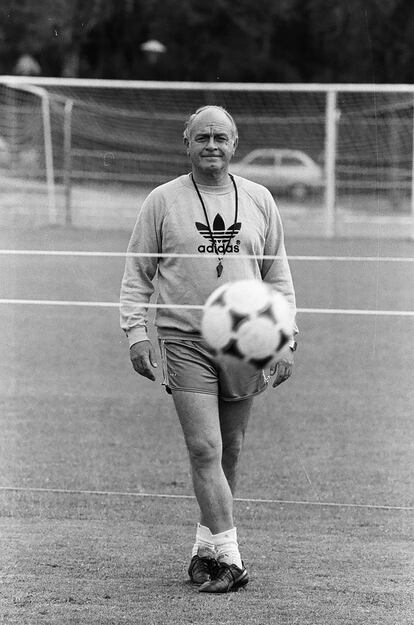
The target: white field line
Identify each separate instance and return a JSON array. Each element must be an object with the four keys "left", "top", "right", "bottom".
[
  {"left": 0, "top": 249, "right": 414, "bottom": 262},
  {"left": 298, "top": 308, "right": 414, "bottom": 316},
  {"left": 0, "top": 299, "right": 200, "bottom": 310},
  {"left": 0, "top": 485, "right": 412, "bottom": 512},
  {"left": 0, "top": 299, "right": 413, "bottom": 316}
]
